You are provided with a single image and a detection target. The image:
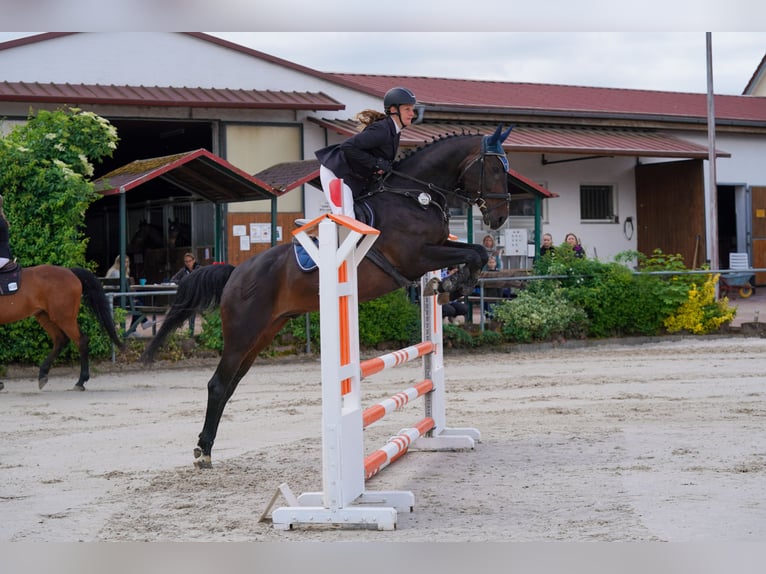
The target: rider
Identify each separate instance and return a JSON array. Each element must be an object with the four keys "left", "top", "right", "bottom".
[
  {"left": 0, "top": 194, "right": 14, "bottom": 270},
  {"left": 311, "top": 86, "right": 419, "bottom": 220}
]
